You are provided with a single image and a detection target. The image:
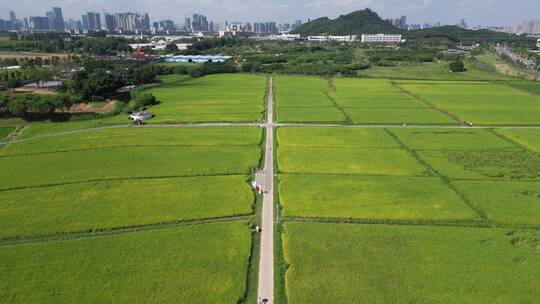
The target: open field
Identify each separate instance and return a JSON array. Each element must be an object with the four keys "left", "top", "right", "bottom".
[
  {"left": 279, "top": 174, "right": 478, "bottom": 221},
  {"left": 505, "top": 81, "right": 540, "bottom": 95},
  {"left": 0, "top": 127, "right": 262, "bottom": 240},
  {"left": 0, "top": 145, "right": 260, "bottom": 189},
  {"left": 357, "top": 60, "right": 513, "bottom": 81},
  {"left": 0, "top": 222, "right": 252, "bottom": 303},
  {"left": 0, "top": 176, "right": 254, "bottom": 239},
  {"left": 417, "top": 150, "right": 540, "bottom": 180},
  {"left": 275, "top": 76, "right": 347, "bottom": 123},
  {"left": 453, "top": 180, "right": 540, "bottom": 226},
  {"left": 495, "top": 129, "right": 540, "bottom": 152},
  {"left": 1, "top": 126, "right": 262, "bottom": 190},
  {"left": 3, "top": 127, "right": 262, "bottom": 155},
  {"left": 133, "top": 74, "right": 266, "bottom": 123},
  {"left": 390, "top": 128, "right": 517, "bottom": 151},
  {"left": 278, "top": 146, "right": 428, "bottom": 176},
  {"left": 398, "top": 81, "right": 540, "bottom": 125},
  {"left": 277, "top": 127, "right": 398, "bottom": 148},
  {"left": 278, "top": 125, "right": 540, "bottom": 303},
  {"left": 282, "top": 222, "right": 540, "bottom": 304}
]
